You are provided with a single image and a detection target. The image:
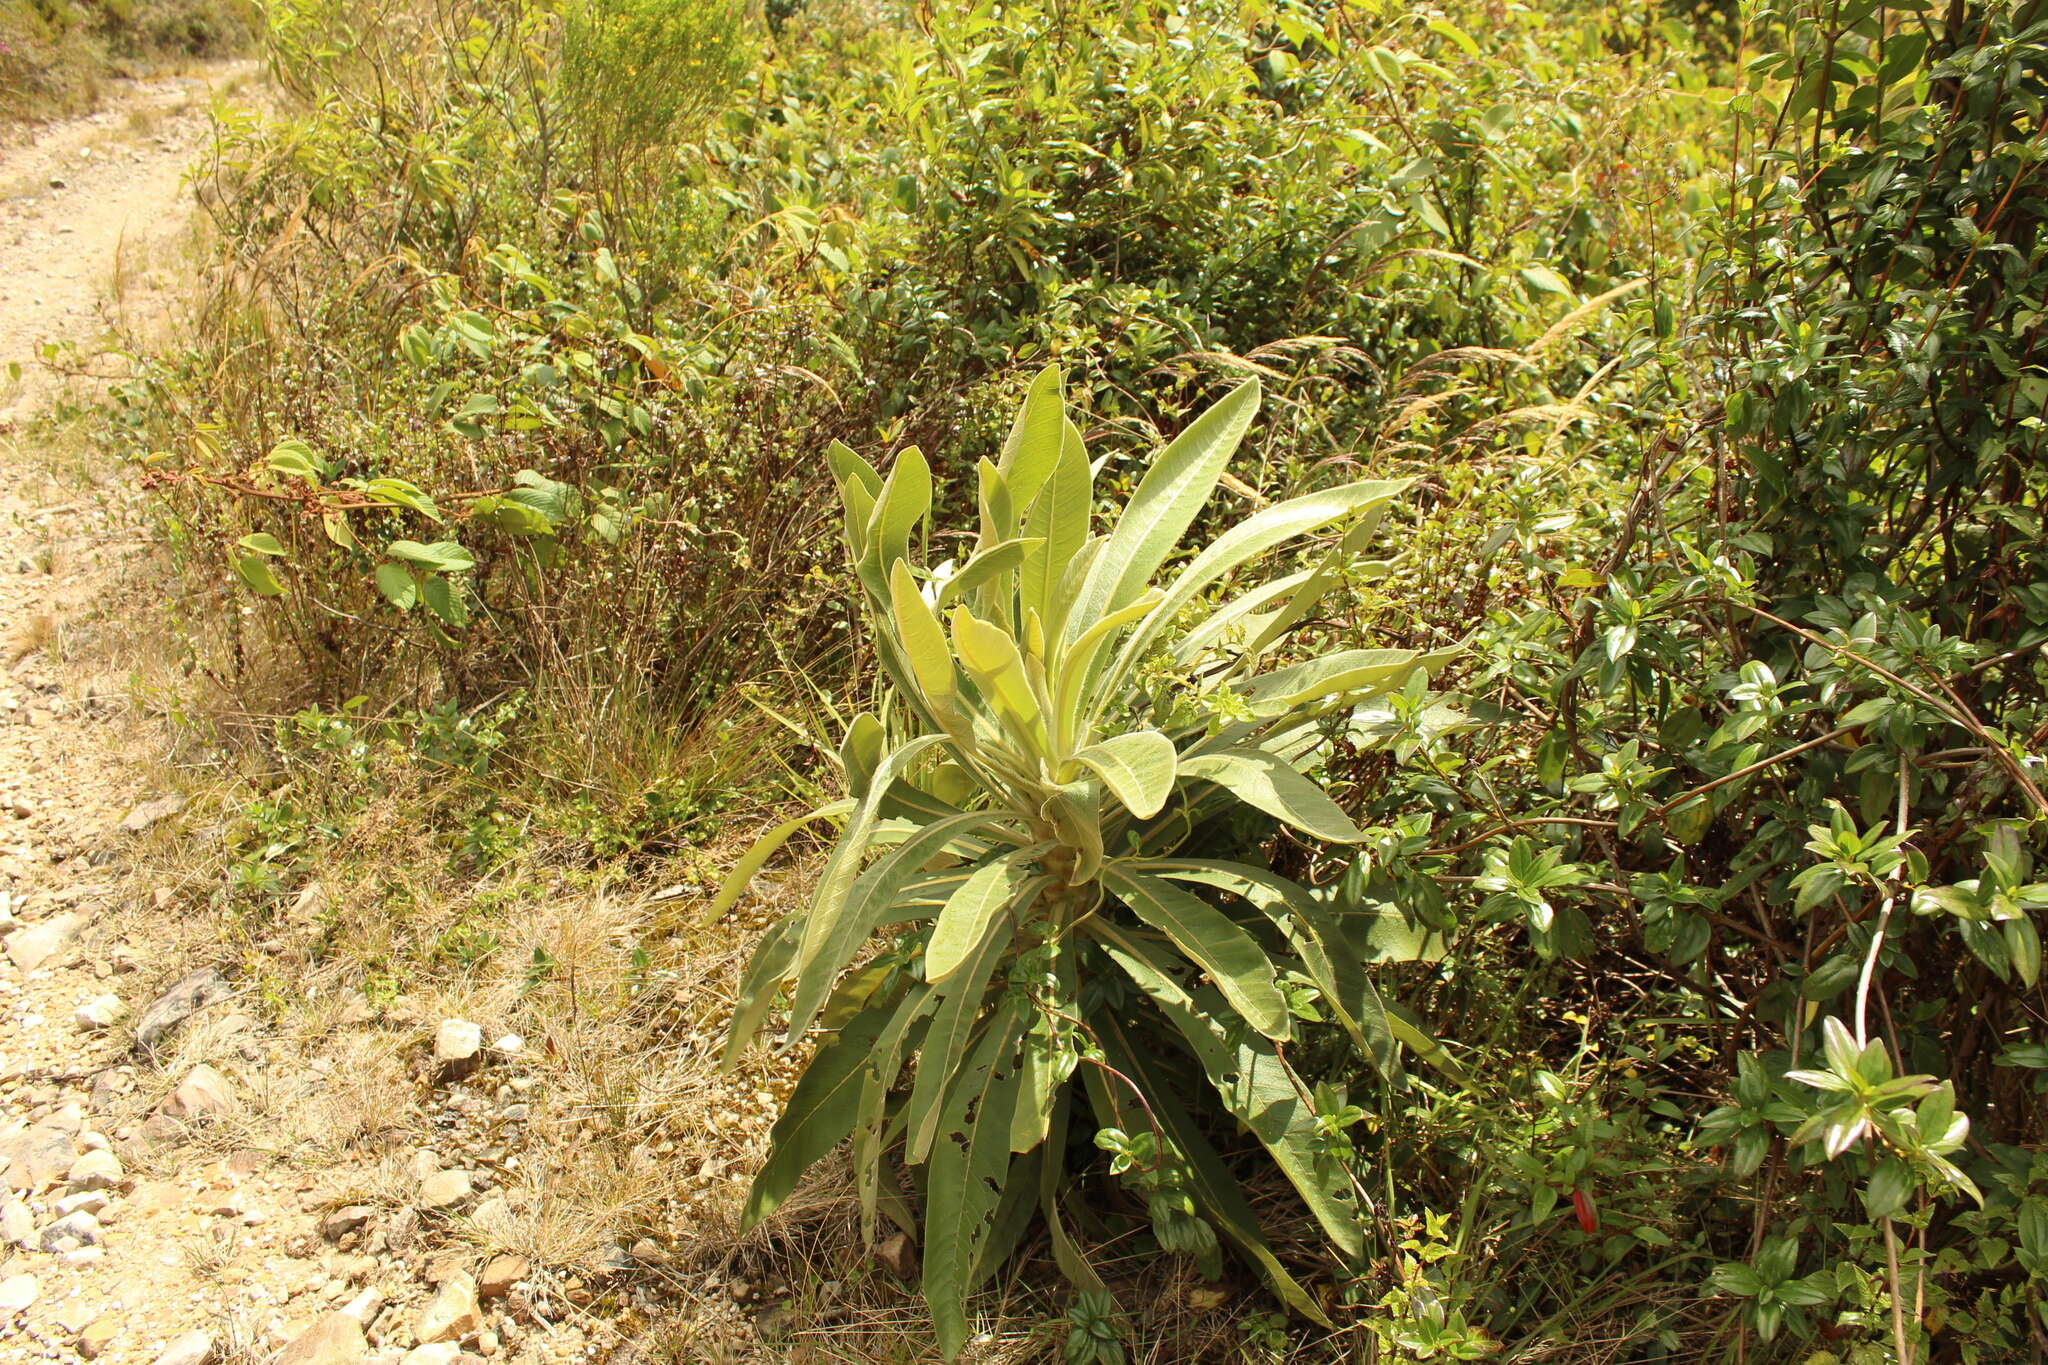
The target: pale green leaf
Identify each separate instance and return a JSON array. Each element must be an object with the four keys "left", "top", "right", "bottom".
[
  {"left": 889, "top": 560, "right": 957, "bottom": 707},
  {"left": 386, "top": 539, "right": 475, "bottom": 572},
  {"left": 927, "top": 857, "right": 1038, "bottom": 983},
  {"left": 1179, "top": 748, "right": 1367, "bottom": 843},
  {"left": 995, "top": 364, "right": 1066, "bottom": 523},
  {"left": 373, "top": 563, "right": 417, "bottom": 610},
  {"left": 1069, "top": 380, "right": 1261, "bottom": 633},
  {"left": 1100, "top": 864, "right": 1289, "bottom": 1039},
  {"left": 1072, "top": 730, "right": 1177, "bottom": 818},
  {"left": 906, "top": 917, "right": 1016, "bottom": 1162},
  {"left": 234, "top": 553, "right": 284, "bottom": 596}
]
